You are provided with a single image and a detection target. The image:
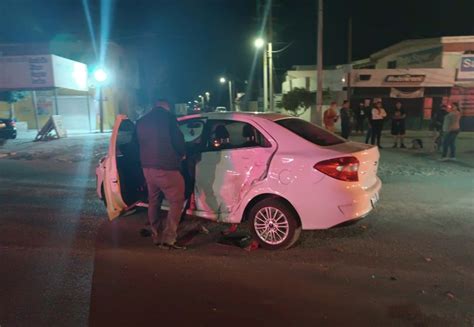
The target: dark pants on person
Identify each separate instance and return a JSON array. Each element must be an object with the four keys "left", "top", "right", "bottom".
[
  {"left": 365, "top": 126, "right": 372, "bottom": 144},
  {"left": 355, "top": 118, "right": 364, "bottom": 133},
  {"left": 143, "top": 168, "right": 185, "bottom": 245},
  {"left": 442, "top": 131, "right": 459, "bottom": 158},
  {"left": 371, "top": 120, "right": 384, "bottom": 146},
  {"left": 341, "top": 124, "right": 351, "bottom": 139}
]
